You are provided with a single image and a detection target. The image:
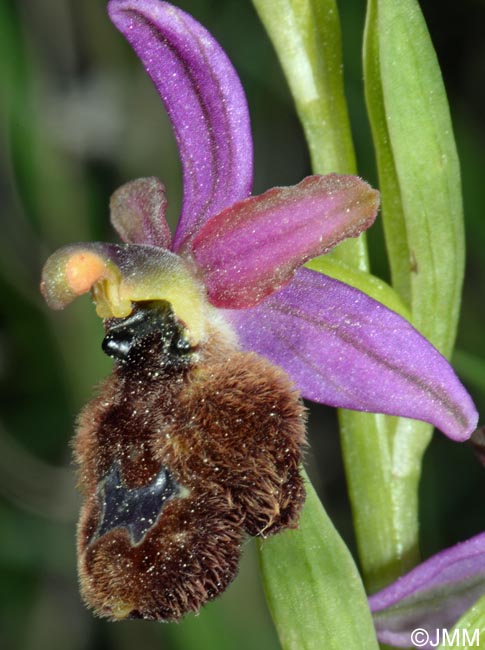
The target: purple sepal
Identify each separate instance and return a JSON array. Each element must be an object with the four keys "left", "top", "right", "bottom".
[
  {"left": 110, "top": 177, "right": 172, "bottom": 248},
  {"left": 369, "top": 533, "right": 485, "bottom": 648},
  {"left": 224, "top": 268, "right": 478, "bottom": 441},
  {"left": 191, "top": 174, "right": 379, "bottom": 309},
  {"left": 108, "top": 0, "right": 253, "bottom": 252}
]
